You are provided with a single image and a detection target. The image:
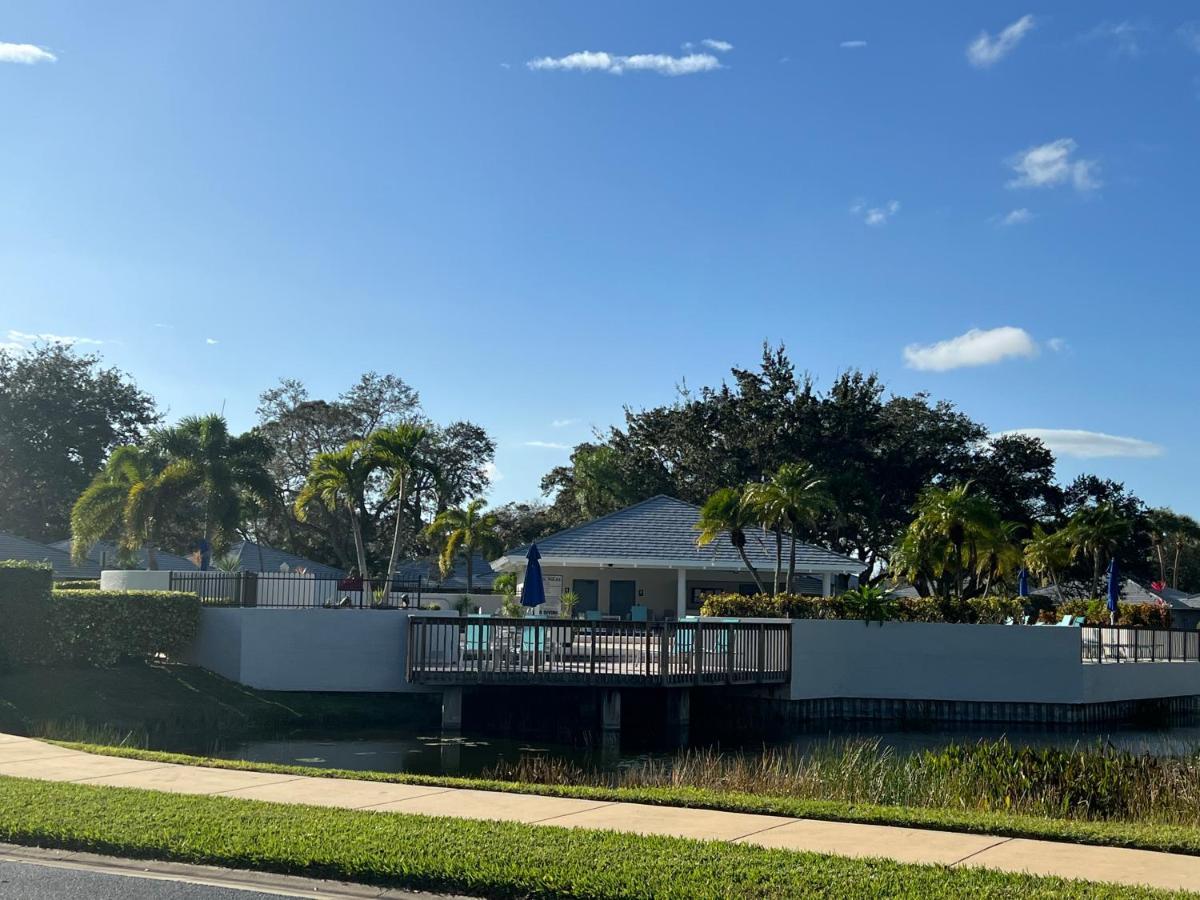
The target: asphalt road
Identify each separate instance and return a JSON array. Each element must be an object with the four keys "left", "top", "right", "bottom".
[{"left": 0, "top": 859, "right": 307, "bottom": 899}]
